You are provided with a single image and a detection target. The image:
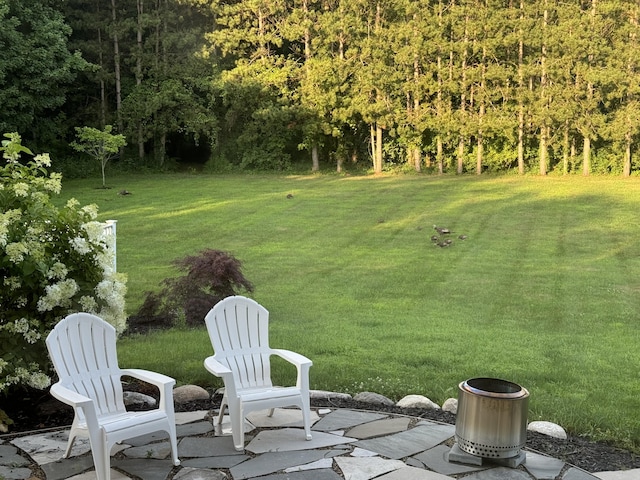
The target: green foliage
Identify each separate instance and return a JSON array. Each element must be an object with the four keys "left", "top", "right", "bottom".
[
  {"left": 134, "top": 249, "right": 253, "bottom": 328},
  {"left": 71, "top": 126, "right": 127, "bottom": 188},
  {"left": 0, "top": 133, "right": 127, "bottom": 404},
  {"left": 0, "top": 0, "right": 88, "bottom": 145}
]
